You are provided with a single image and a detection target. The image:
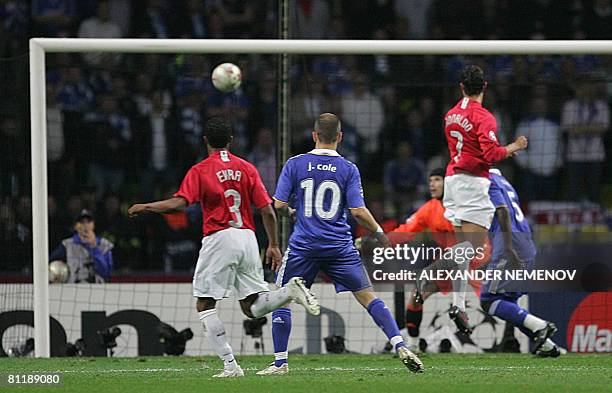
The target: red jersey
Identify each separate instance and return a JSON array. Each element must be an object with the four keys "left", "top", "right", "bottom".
[
  {"left": 174, "top": 150, "right": 272, "bottom": 236},
  {"left": 444, "top": 97, "right": 507, "bottom": 178}
]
